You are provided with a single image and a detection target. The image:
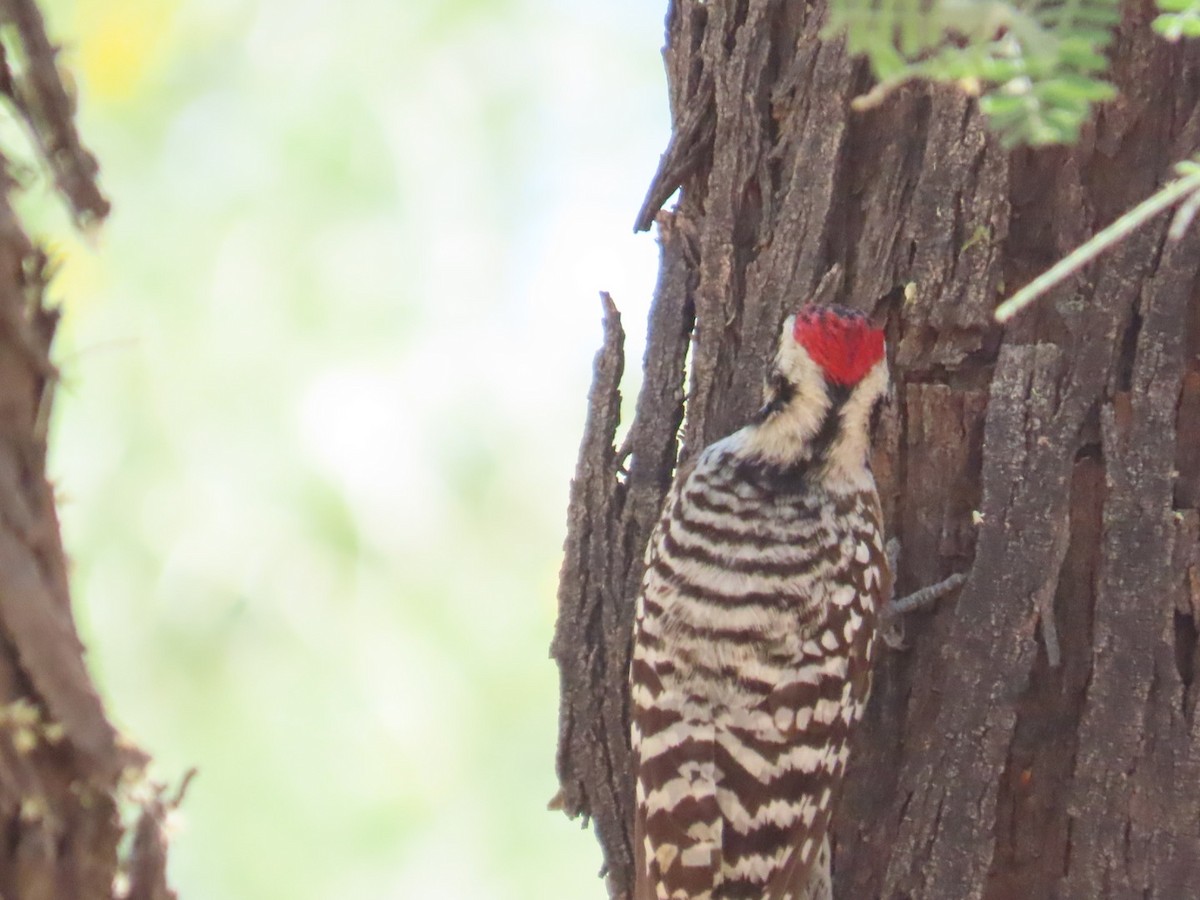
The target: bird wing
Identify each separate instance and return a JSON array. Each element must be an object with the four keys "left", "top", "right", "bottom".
[
  {"left": 706, "top": 590, "right": 870, "bottom": 899},
  {"left": 632, "top": 472, "right": 889, "bottom": 900},
  {"left": 632, "top": 460, "right": 725, "bottom": 900},
  {"left": 758, "top": 519, "right": 888, "bottom": 900}
]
